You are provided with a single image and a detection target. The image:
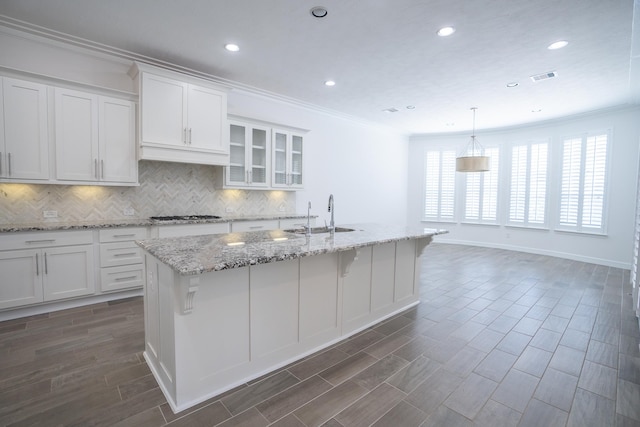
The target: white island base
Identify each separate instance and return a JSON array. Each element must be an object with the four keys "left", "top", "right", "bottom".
[{"left": 143, "top": 237, "right": 433, "bottom": 413}]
